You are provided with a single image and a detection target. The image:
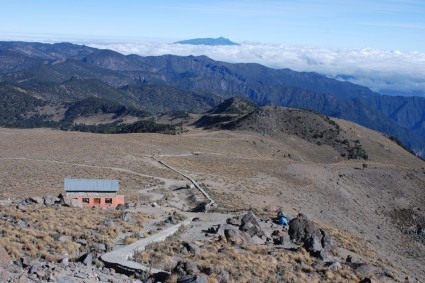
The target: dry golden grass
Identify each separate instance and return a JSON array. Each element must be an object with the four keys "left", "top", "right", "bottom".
[
  {"left": 0, "top": 204, "right": 146, "bottom": 260},
  {"left": 321, "top": 224, "right": 375, "bottom": 259},
  {"left": 133, "top": 240, "right": 360, "bottom": 283}
]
